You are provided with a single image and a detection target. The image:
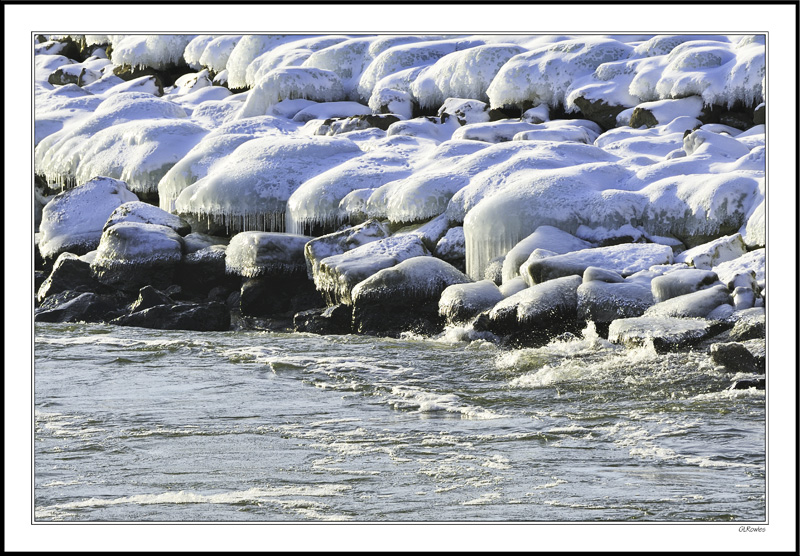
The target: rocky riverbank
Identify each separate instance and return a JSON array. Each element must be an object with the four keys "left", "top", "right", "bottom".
[{"left": 34, "top": 34, "right": 766, "bottom": 389}]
